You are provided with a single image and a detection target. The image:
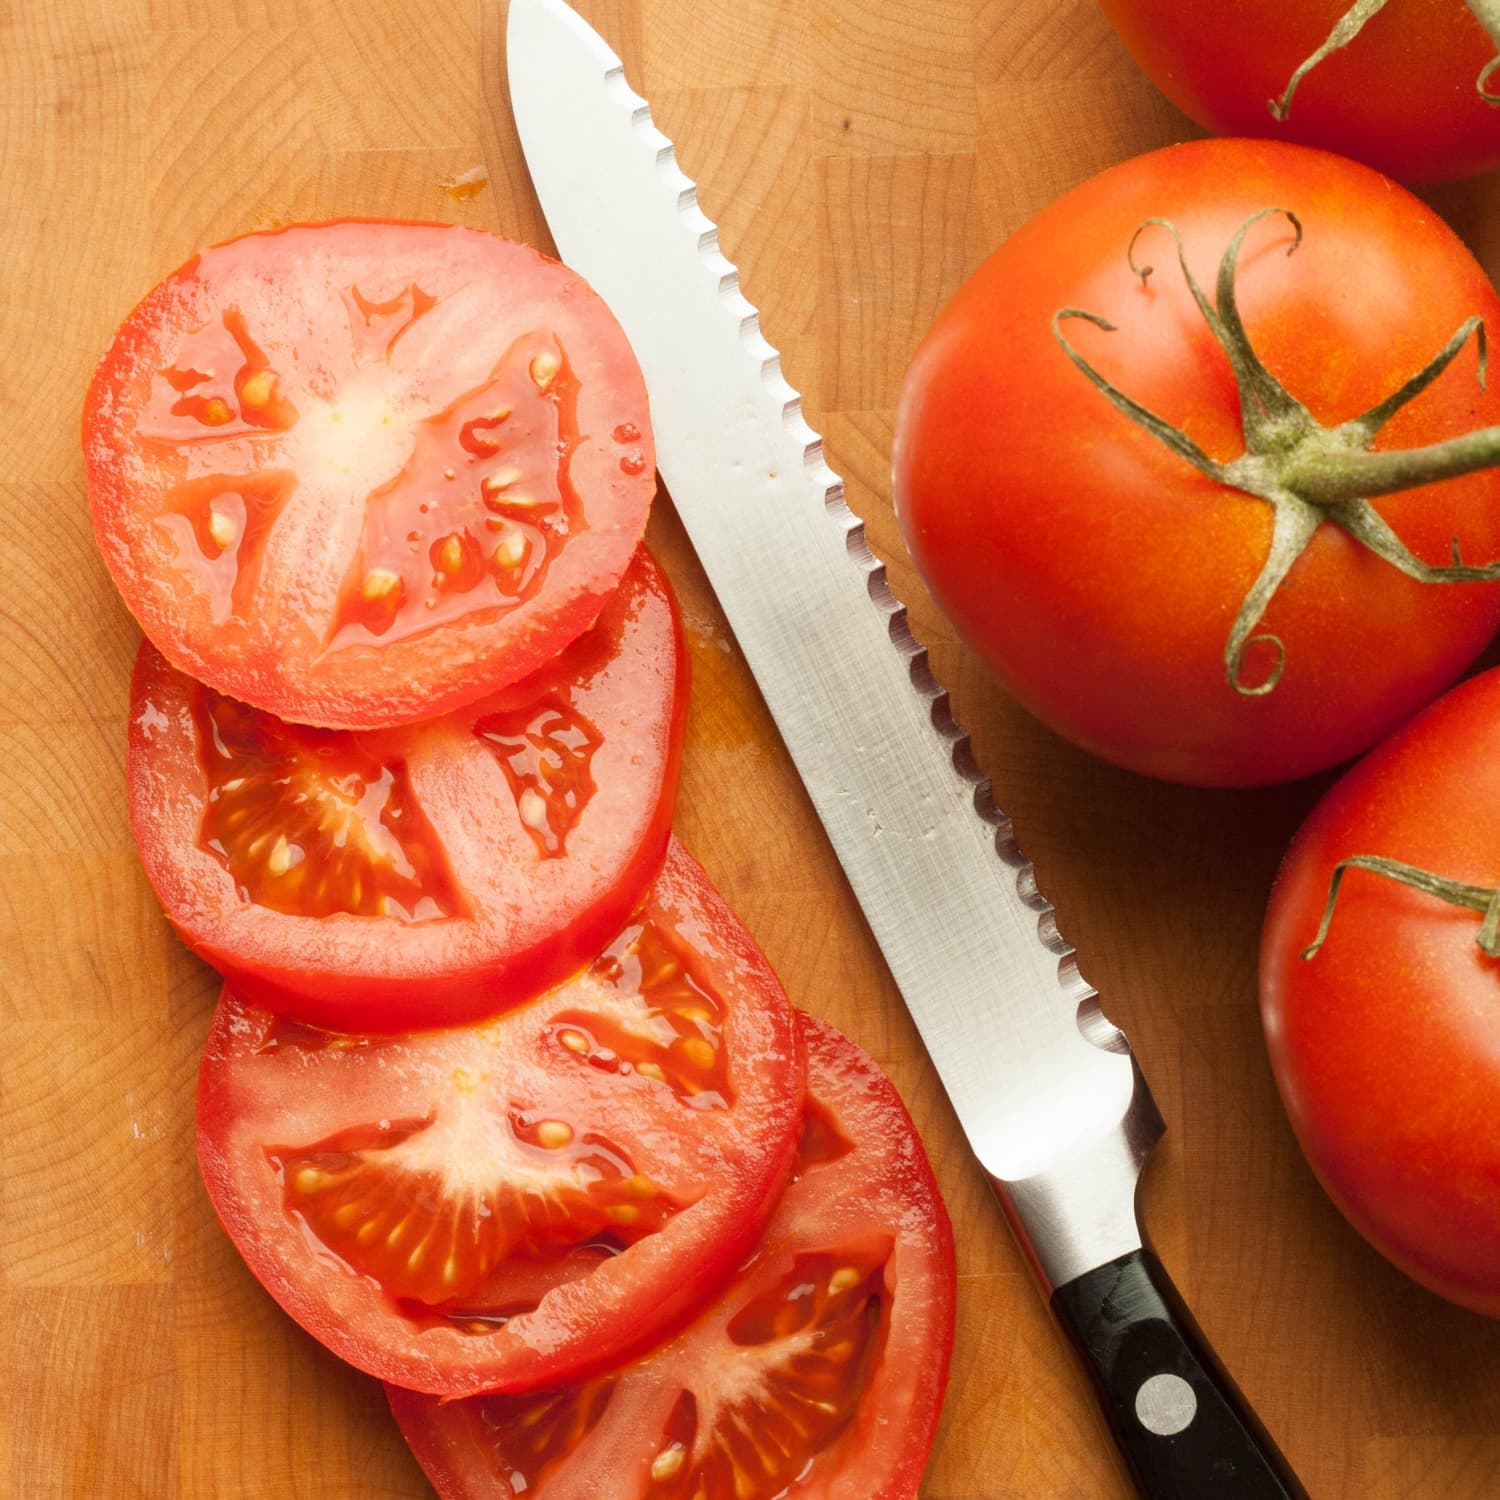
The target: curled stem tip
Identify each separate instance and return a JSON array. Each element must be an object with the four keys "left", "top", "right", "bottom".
[
  {"left": 1228, "top": 633, "right": 1284, "bottom": 696},
  {"left": 1469, "top": 0, "right": 1500, "bottom": 103},
  {"left": 1056, "top": 206, "right": 1500, "bottom": 703}
]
